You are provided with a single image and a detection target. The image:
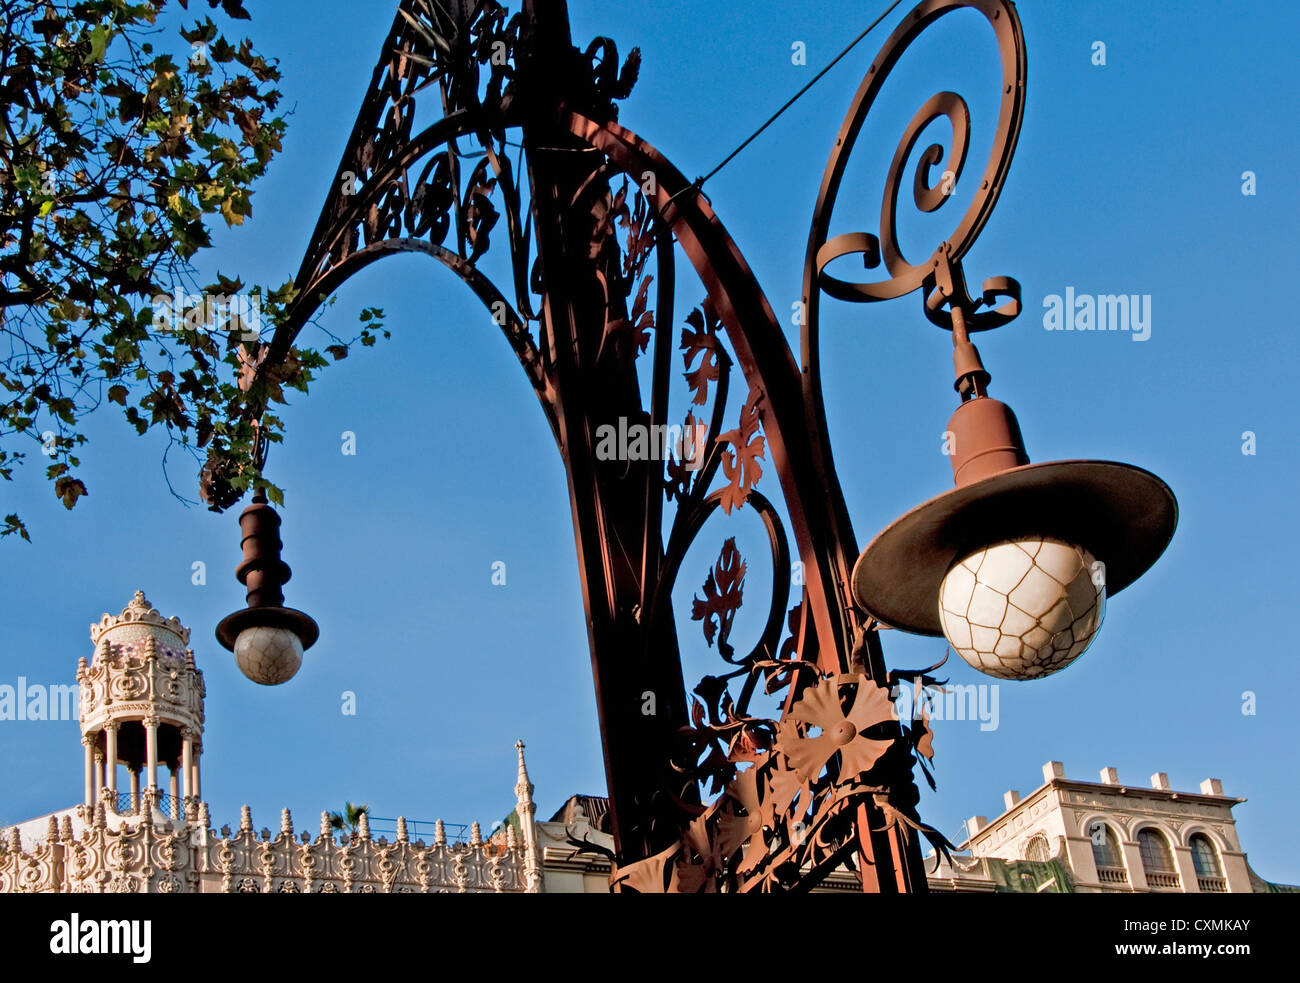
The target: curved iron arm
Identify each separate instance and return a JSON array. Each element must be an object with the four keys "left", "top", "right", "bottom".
[
  {"left": 266, "top": 107, "right": 556, "bottom": 443},
  {"left": 567, "top": 110, "right": 868, "bottom": 680},
  {"left": 795, "top": 0, "right": 1027, "bottom": 692}
]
